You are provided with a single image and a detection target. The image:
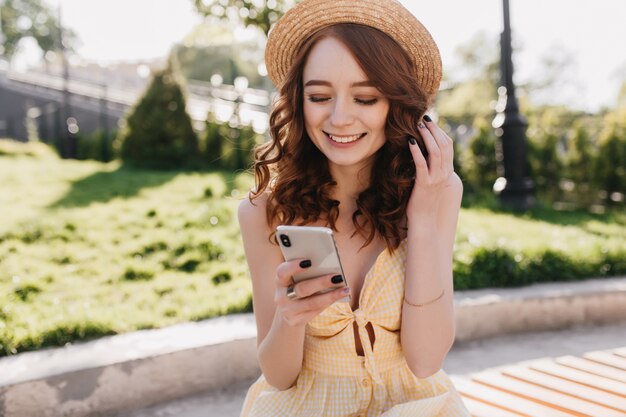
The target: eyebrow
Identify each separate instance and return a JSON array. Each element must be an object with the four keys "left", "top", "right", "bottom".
[{"left": 304, "top": 80, "right": 375, "bottom": 88}]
